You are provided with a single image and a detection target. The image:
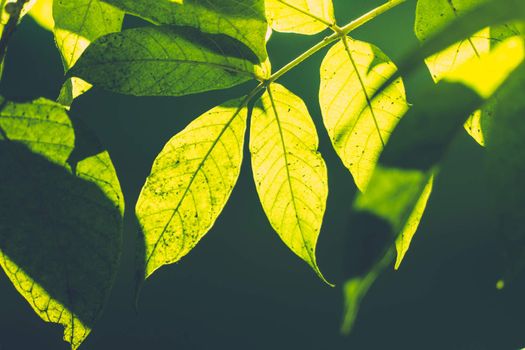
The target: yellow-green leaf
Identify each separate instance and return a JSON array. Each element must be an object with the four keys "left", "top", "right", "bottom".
[
  {"left": 250, "top": 83, "right": 330, "bottom": 284},
  {"left": 265, "top": 0, "right": 335, "bottom": 35},
  {"left": 136, "top": 98, "right": 248, "bottom": 279},
  {"left": 415, "top": 0, "right": 523, "bottom": 145},
  {"left": 319, "top": 37, "right": 408, "bottom": 191},
  {"left": 28, "top": 0, "right": 54, "bottom": 31},
  {"left": 53, "top": 0, "right": 124, "bottom": 105},
  {"left": 0, "top": 98, "right": 124, "bottom": 349},
  {"left": 394, "top": 176, "right": 434, "bottom": 269}
]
